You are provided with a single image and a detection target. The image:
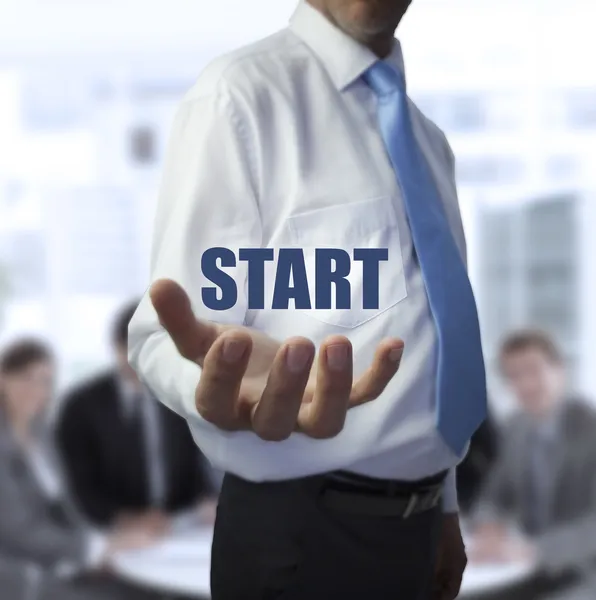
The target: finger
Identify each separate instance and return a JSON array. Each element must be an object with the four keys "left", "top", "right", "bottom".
[
  {"left": 251, "top": 337, "right": 315, "bottom": 441},
  {"left": 298, "top": 336, "right": 353, "bottom": 439},
  {"left": 194, "top": 330, "right": 252, "bottom": 429},
  {"left": 150, "top": 279, "right": 219, "bottom": 366},
  {"left": 349, "top": 338, "right": 404, "bottom": 407}
]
